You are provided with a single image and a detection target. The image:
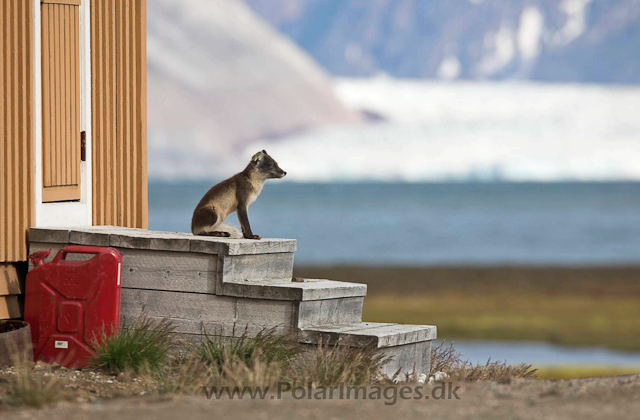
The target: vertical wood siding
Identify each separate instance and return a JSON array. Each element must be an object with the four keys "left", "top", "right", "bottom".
[
  {"left": 0, "top": 0, "right": 34, "bottom": 262},
  {"left": 41, "top": 1, "right": 81, "bottom": 202},
  {"left": 91, "top": 0, "right": 147, "bottom": 228}
]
